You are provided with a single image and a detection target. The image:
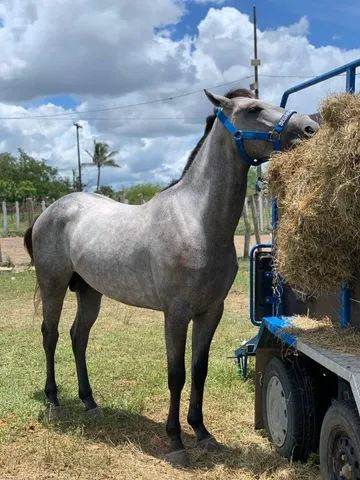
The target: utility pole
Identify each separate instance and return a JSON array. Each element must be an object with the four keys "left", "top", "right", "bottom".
[
  {"left": 251, "top": 5, "right": 264, "bottom": 232},
  {"left": 74, "top": 122, "right": 83, "bottom": 191},
  {"left": 72, "top": 168, "right": 77, "bottom": 191},
  {"left": 251, "top": 5, "right": 260, "bottom": 99}
]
